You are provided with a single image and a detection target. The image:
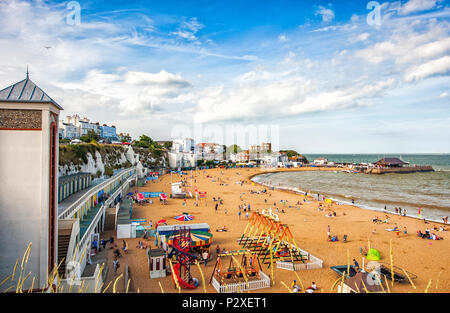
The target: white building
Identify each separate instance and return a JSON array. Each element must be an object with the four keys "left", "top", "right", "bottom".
[
  {"left": 313, "top": 157, "right": 328, "bottom": 166},
  {"left": 262, "top": 152, "right": 288, "bottom": 168},
  {"left": 59, "top": 121, "right": 79, "bottom": 139},
  {"left": 65, "top": 114, "right": 100, "bottom": 138},
  {"left": 168, "top": 151, "right": 196, "bottom": 169},
  {"left": 230, "top": 151, "right": 249, "bottom": 163},
  {"left": 0, "top": 73, "right": 63, "bottom": 291},
  {"left": 172, "top": 138, "right": 195, "bottom": 153},
  {"left": 196, "top": 143, "right": 225, "bottom": 161}
]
